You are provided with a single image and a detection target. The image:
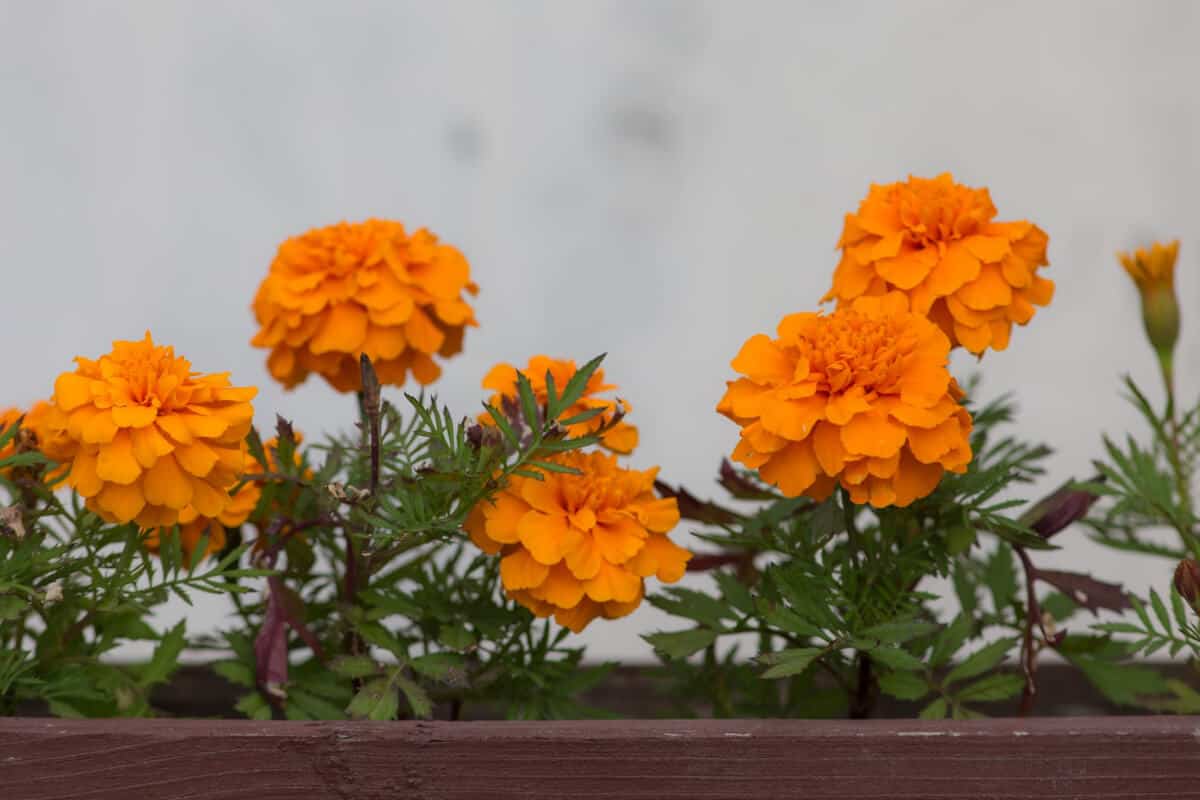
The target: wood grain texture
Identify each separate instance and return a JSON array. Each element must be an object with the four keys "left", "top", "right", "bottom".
[{"left": 3, "top": 716, "right": 1200, "bottom": 799}]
